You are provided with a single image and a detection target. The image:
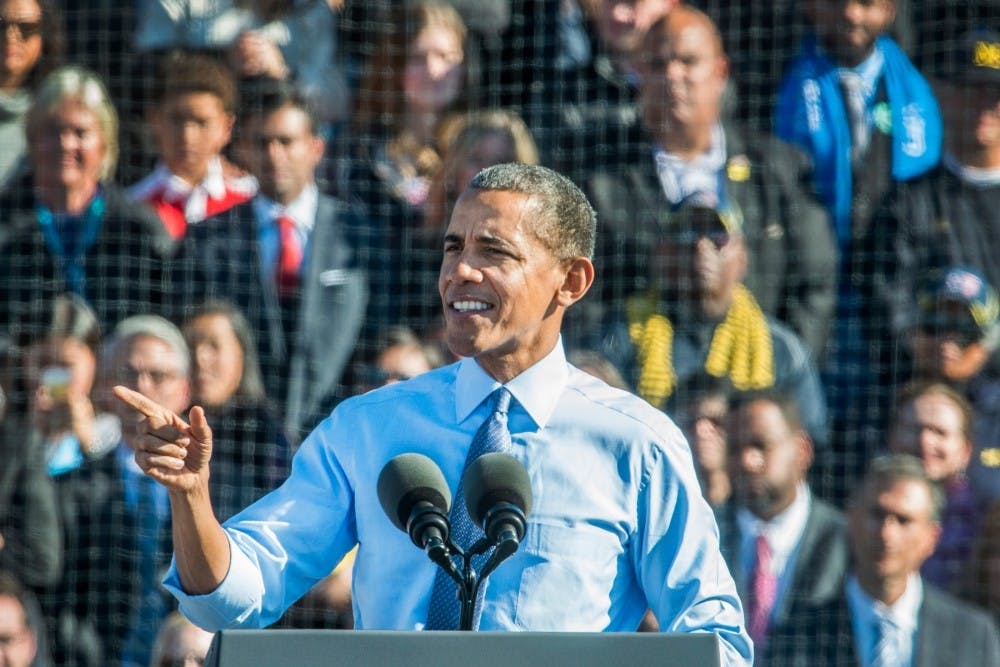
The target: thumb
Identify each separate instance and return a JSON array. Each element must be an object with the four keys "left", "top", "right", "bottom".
[{"left": 188, "top": 405, "right": 213, "bottom": 446}]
